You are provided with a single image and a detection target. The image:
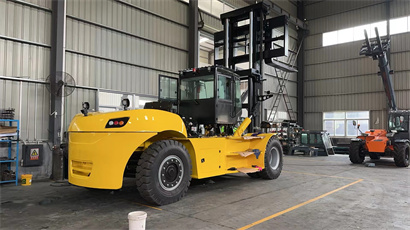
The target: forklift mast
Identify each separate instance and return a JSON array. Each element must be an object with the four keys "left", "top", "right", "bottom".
[
  {"left": 213, "top": 1, "right": 290, "bottom": 131},
  {"left": 360, "top": 28, "right": 397, "bottom": 111}
]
